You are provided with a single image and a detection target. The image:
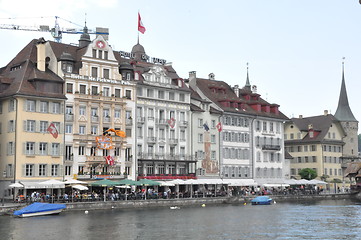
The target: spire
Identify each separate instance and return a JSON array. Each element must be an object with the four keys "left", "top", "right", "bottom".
[
  {"left": 244, "top": 62, "right": 251, "bottom": 91},
  {"left": 334, "top": 59, "right": 357, "bottom": 122}
]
